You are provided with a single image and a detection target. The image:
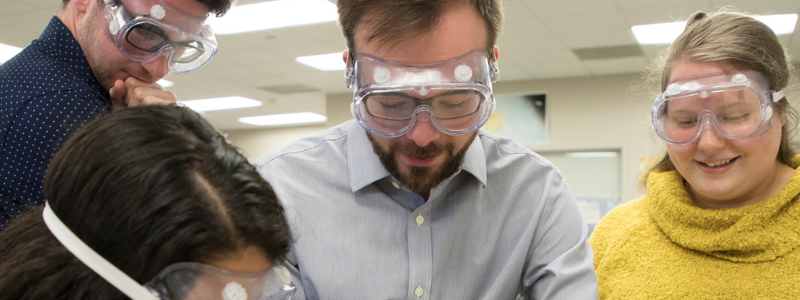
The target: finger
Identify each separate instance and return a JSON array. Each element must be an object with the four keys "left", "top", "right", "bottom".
[
  {"left": 109, "top": 79, "right": 127, "bottom": 107},
  {"left": 131, "top": 86, "right": 177, "bottom": 104},
  {"left": 141, "top": 95, "right": 176, "bottom": 106}
]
